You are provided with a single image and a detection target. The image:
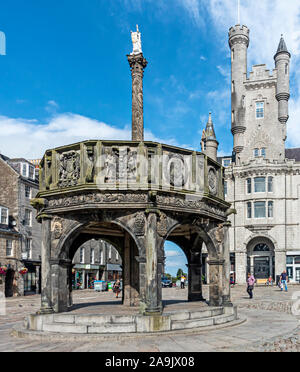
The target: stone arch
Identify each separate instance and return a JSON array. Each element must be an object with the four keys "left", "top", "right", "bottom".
[
  {"left": 245, "top": 235, "right": 276, "bottom": 280},
  {"left": 244, "top": 233, "right": 278, "bottom": 251},
  {"left": 162, "top": 219, "right": 219, "bottom": 260},
  {"left": 55, "top": 215, "right": 144, "bottom": 261}
]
